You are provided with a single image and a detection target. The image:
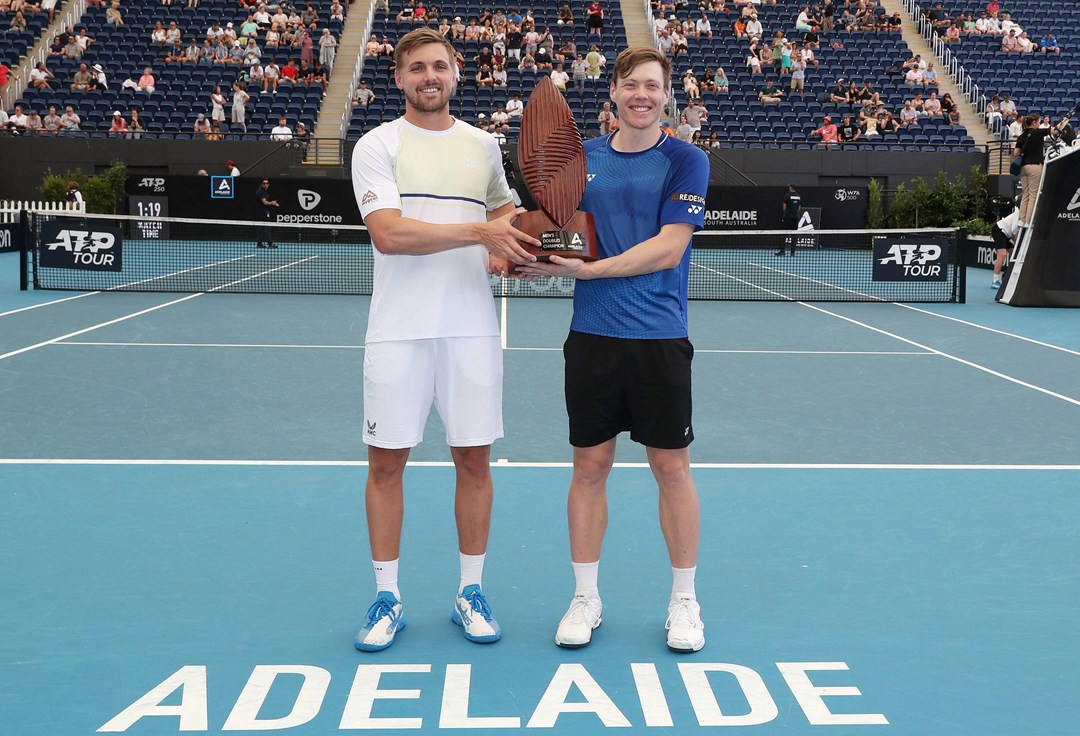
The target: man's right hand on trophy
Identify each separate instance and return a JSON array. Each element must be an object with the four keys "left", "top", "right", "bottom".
[{"left": 482, "top": 207, "right": 540, "bottom": 265}]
